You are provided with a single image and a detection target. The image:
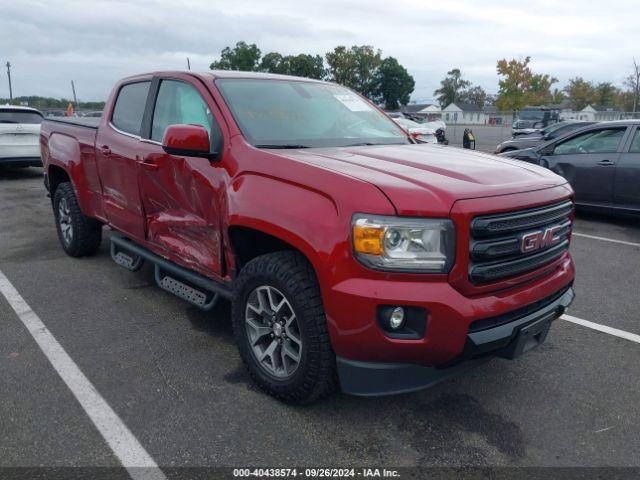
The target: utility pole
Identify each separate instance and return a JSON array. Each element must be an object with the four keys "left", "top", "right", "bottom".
[
  {"left": 71, "top": 80, "right": 78, "bottom": 108},
  {"left": 186, "top": 57, "right": 191, "bottom": 70},
  {"left": 6, "top": 61, "right": 13, "bottom": 103}
]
